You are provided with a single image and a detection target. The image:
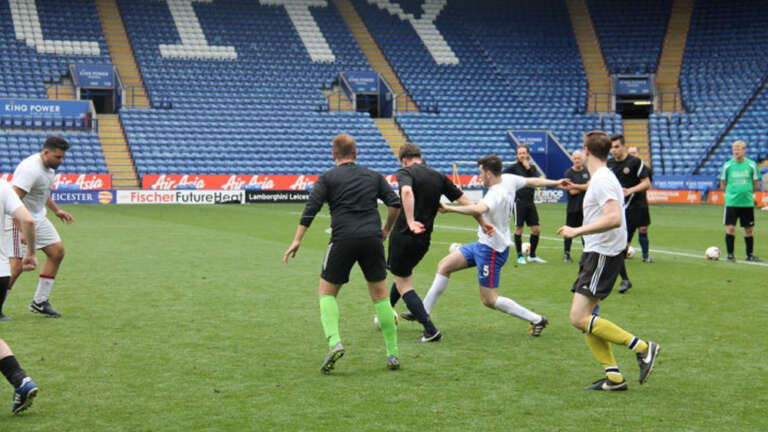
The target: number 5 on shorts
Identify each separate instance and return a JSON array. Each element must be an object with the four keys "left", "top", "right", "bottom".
[{"left": 482, "top": 265, "right": 489, "bottom": 277}]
